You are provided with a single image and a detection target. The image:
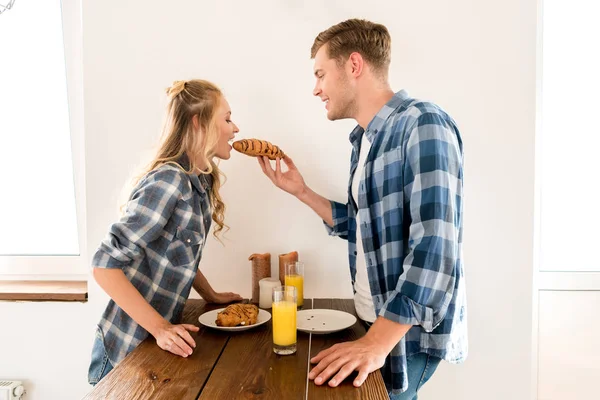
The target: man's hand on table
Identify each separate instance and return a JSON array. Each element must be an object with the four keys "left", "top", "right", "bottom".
[
  {"left": 308, "top": 335, "right": 387, "bottom": 388},
  {"left": 309, "top": 316, "right": 412, "bottom": 387}
]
